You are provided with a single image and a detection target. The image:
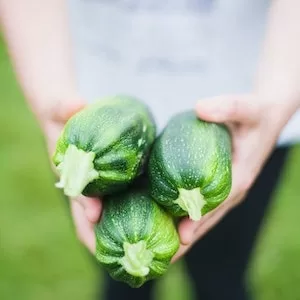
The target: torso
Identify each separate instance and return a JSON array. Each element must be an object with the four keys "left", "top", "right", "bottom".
[{"left": 68, "top": 0, "right": 300, "bottom": 145}]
